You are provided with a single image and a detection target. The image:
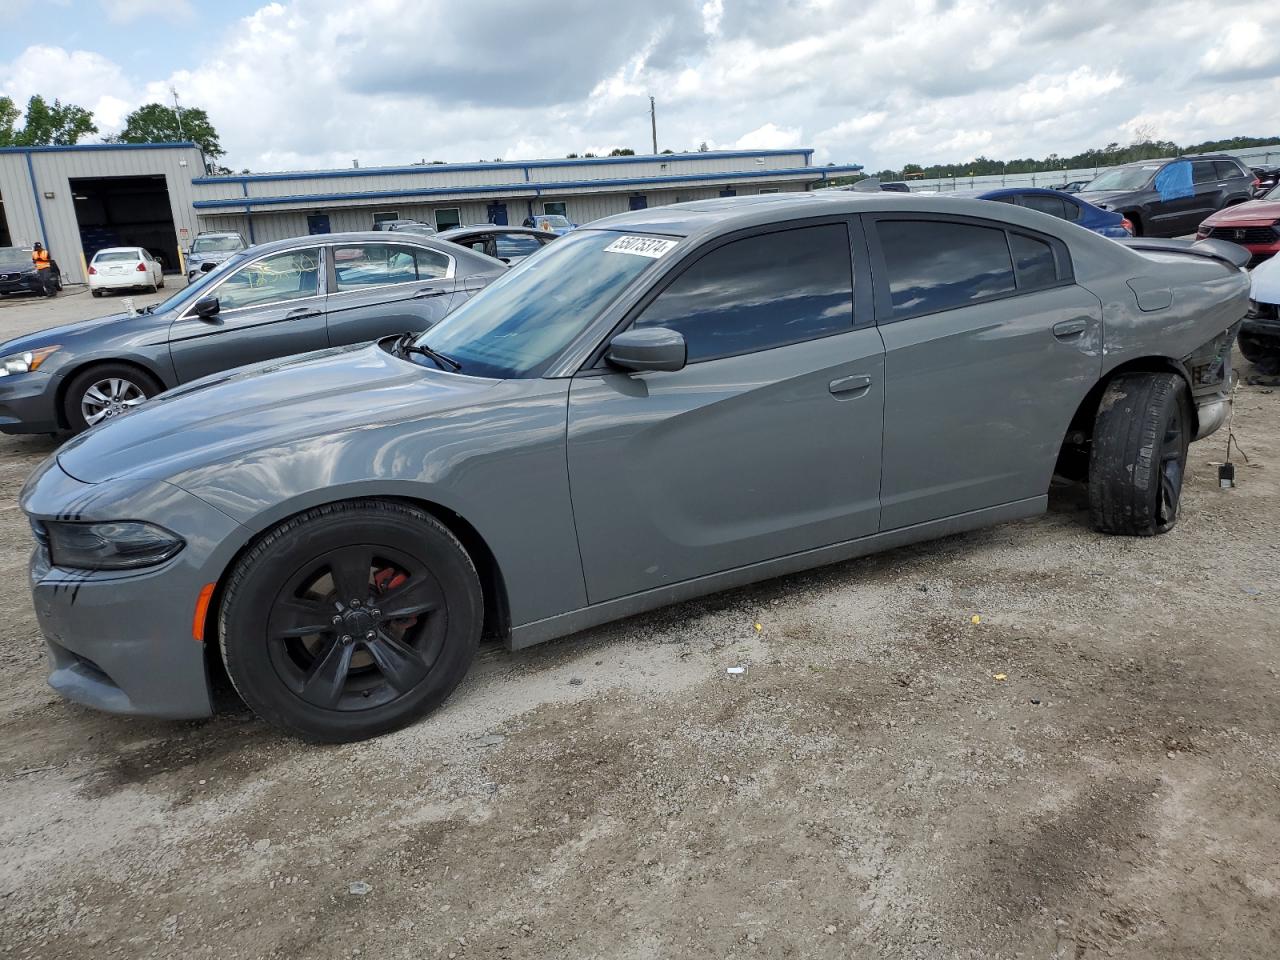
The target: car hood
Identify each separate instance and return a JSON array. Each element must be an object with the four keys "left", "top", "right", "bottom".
[
  {"left": 56, "top": 342, "right": 500, "bottom": 484},
  {"left": 1202, "top": 200, "right": 1280, "bottom": 225},
  {"left": 0, "top": 310, "right": 143, "bottom": 355},
  {"left": 1075, "top": 190, "right": 1139, "bottom": 208}
]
